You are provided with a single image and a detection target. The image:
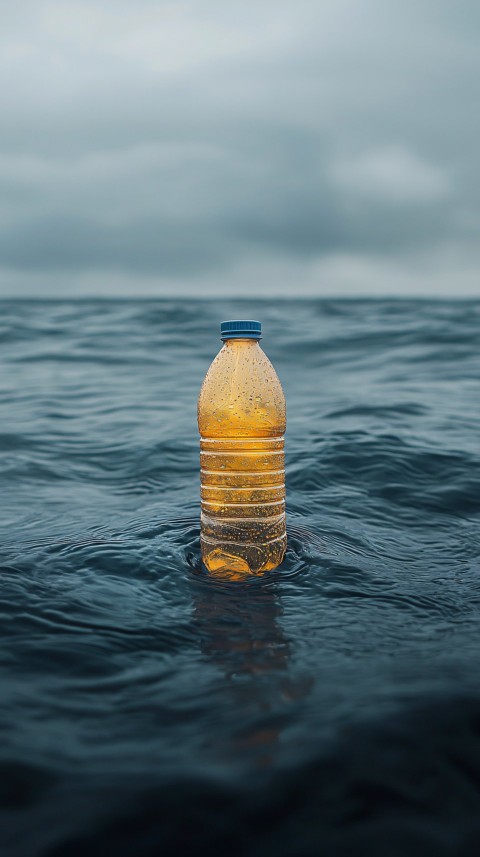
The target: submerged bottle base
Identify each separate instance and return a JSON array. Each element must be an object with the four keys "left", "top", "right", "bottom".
[{"left": 201, "top": 534, "right": 287, "bottom": 580}]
